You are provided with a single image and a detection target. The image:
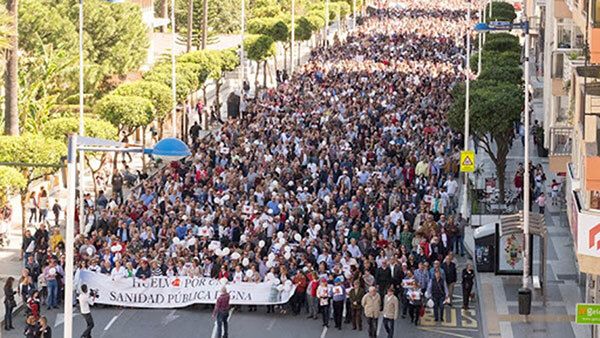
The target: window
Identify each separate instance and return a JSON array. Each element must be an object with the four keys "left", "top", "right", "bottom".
[{"left": 557, "top": 19, "right": 585, "bottom": 49}]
